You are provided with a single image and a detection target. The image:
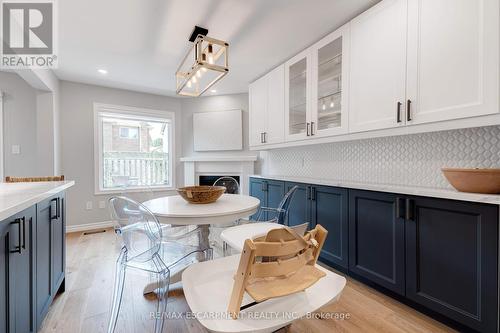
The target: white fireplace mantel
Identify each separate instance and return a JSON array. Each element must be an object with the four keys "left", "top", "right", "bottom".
[{"left": 181, "top": 156, "right": 258, "bottom": 194}]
